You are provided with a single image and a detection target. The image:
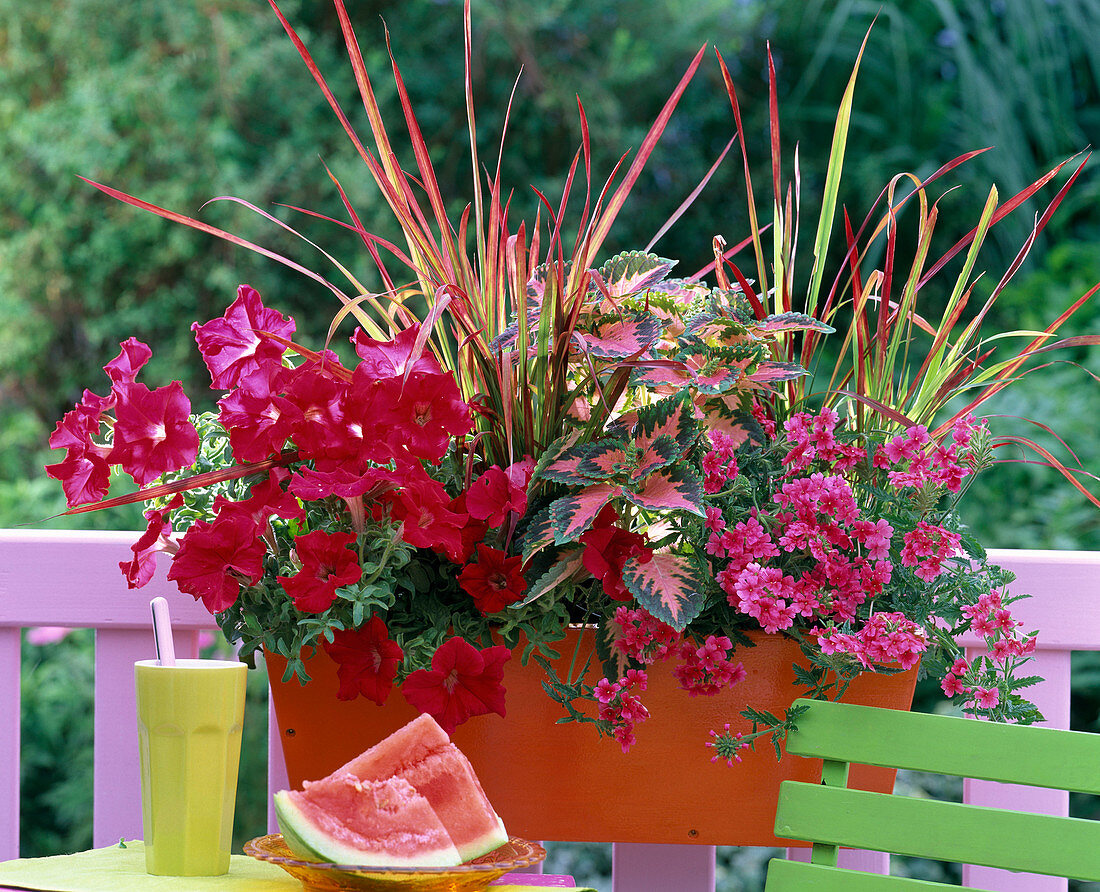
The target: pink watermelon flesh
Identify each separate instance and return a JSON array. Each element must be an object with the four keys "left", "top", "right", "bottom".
[
  {"left": 336, "top": 714, "right": 508, "bottom": 862},
  {"left": 275, "top": 774, "right": 461, "bottom": 867},
  {"left": 276, "top": 713, "right": 507, "bottom": 867}
]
